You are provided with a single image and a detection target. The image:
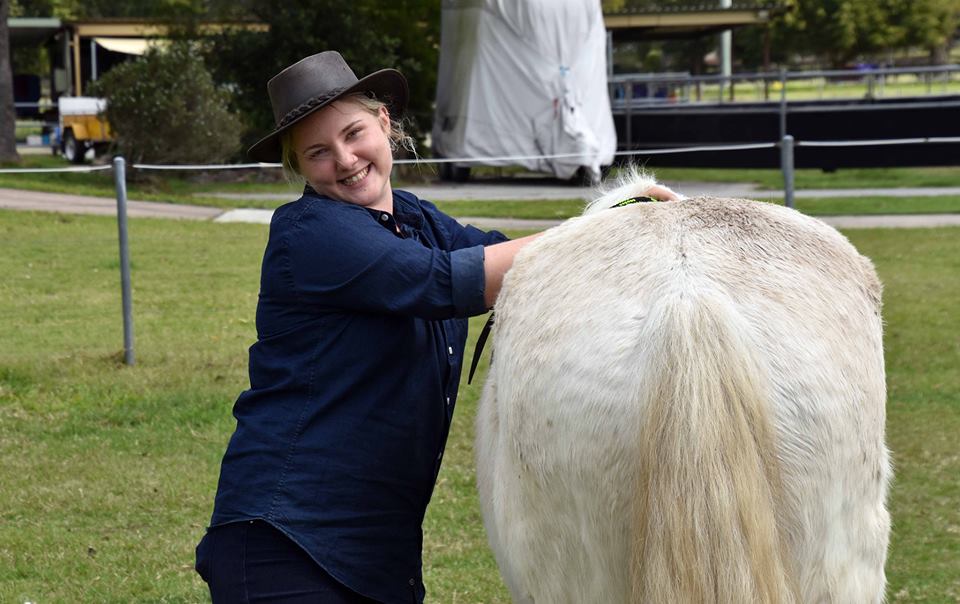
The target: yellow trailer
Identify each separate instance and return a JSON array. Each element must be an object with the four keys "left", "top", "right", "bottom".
[{"left": 57, "top": 96, "right": 113, "bottom": 163}]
